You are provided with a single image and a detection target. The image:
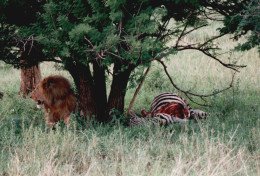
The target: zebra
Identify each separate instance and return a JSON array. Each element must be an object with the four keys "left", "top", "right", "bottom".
[
  {"left": 129, "top": 92, "right": 207, "bottom": 126},
  {"left": 151, "top": 92, "right": 207, "bottom": 119}
]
